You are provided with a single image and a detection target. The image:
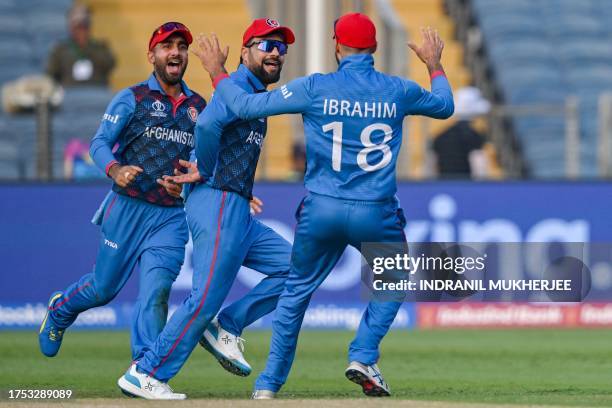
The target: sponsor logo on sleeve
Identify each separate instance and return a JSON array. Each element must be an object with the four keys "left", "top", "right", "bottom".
[
  {"left": 281, "top": 85, "right": 293, "bottom": 99},
  {"left": 102, "top": 113, "right": 119, "bottom": 124}
]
